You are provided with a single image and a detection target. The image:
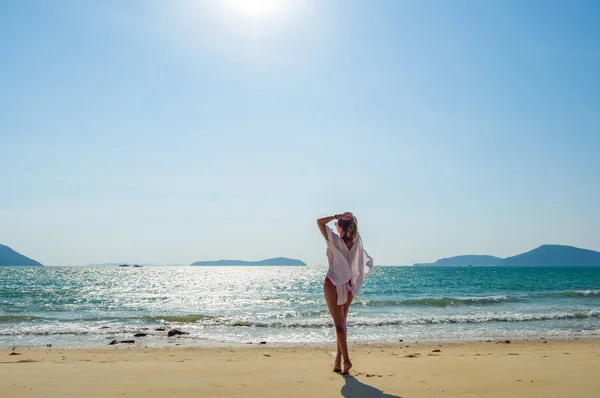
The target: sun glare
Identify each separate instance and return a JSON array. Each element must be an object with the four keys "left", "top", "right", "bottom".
[
  {"left": 181, "top": 0, "right": 311, "bottom": 39},
  {"left": 221, "top": 0, "right": 293, "bottom": 20}
]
